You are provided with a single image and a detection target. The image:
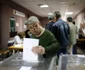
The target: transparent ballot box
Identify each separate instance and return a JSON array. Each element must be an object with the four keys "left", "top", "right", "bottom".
[
  {"left": 0, "top": 52, "right": 56, "bottom": 70},
  {"left": 58, "top": 55, "right": 85, "bottom": 70}
]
